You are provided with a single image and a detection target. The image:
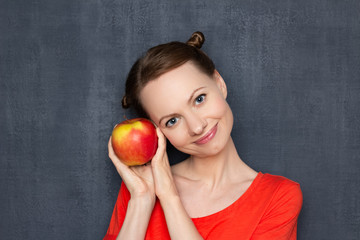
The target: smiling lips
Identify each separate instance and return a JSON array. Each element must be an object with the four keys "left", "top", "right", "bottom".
[{"left": 195, "top": 124, "right": 218, "bottom": 145}]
